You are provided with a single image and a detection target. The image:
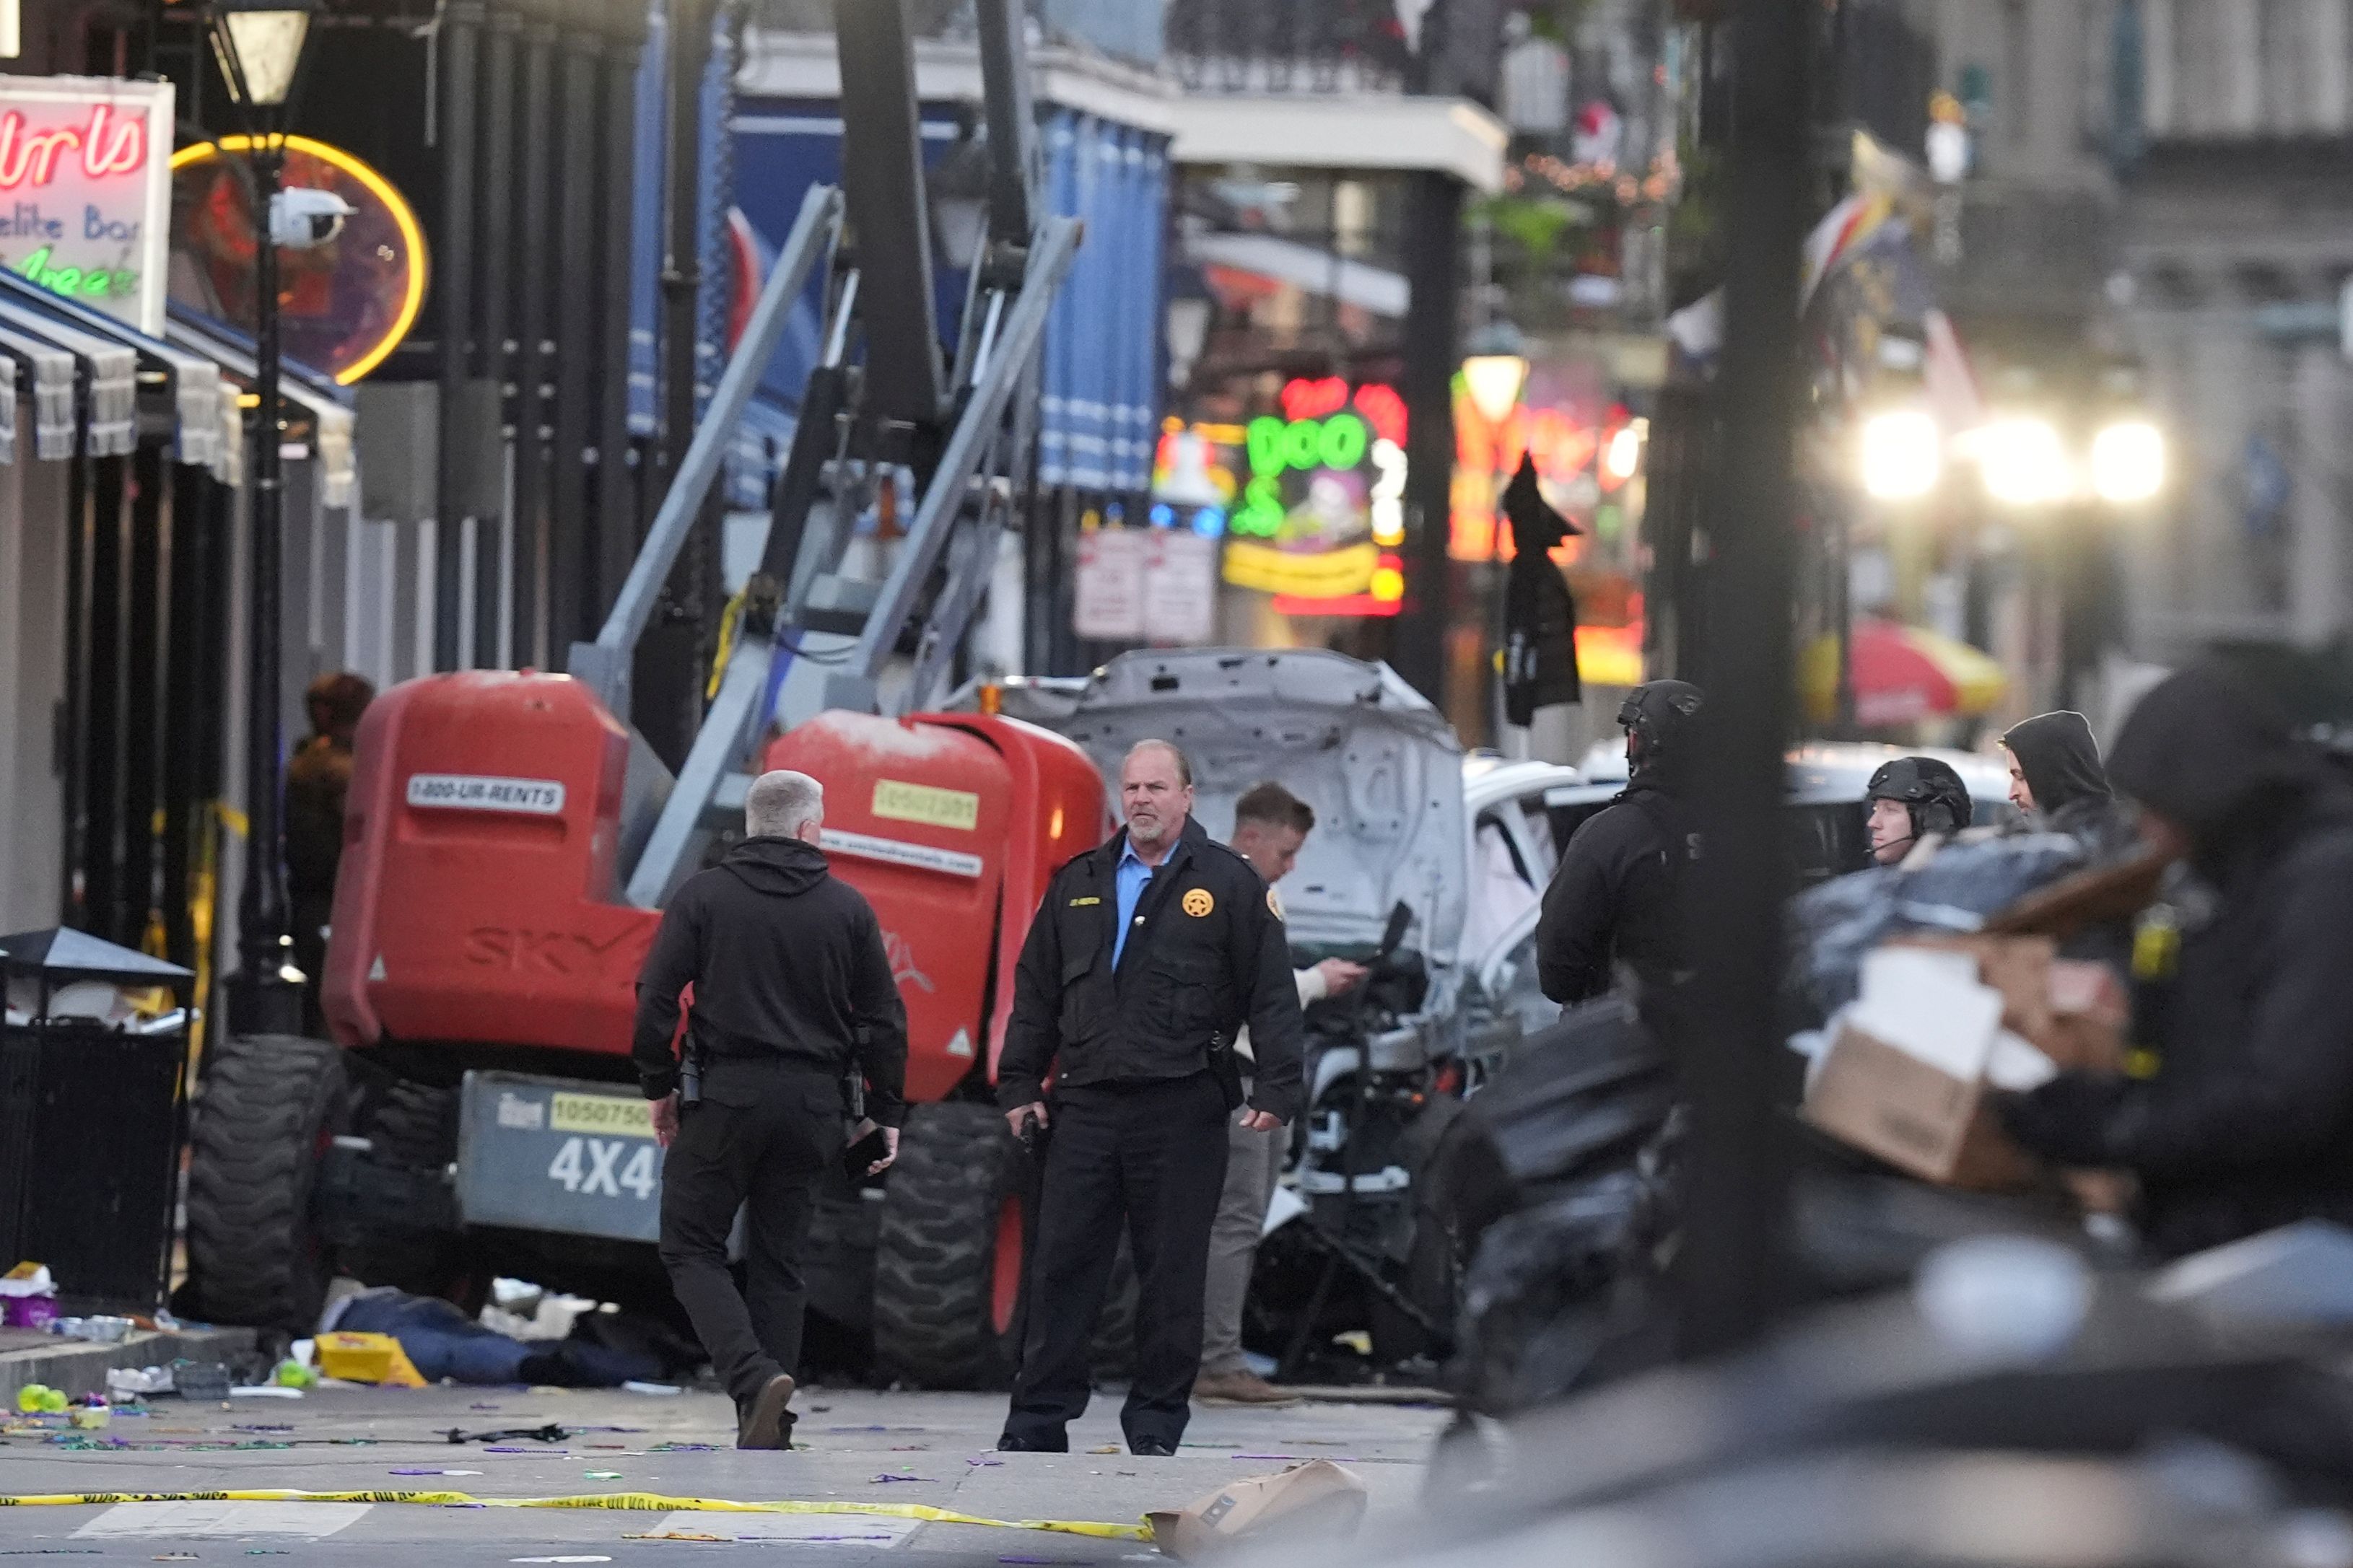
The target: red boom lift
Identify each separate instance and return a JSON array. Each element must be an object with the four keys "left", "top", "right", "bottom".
[{"left": 180, "top": 0, "right": 1116, "bottom": 1388}]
